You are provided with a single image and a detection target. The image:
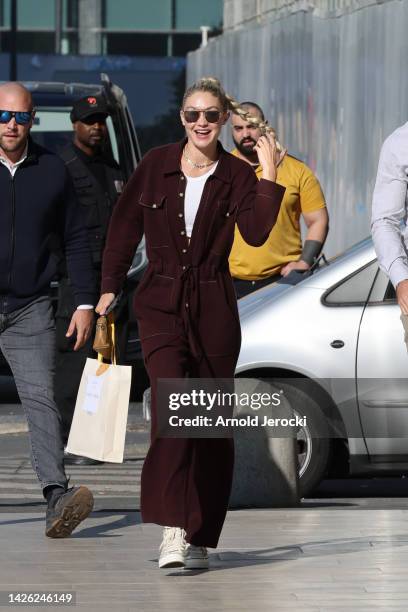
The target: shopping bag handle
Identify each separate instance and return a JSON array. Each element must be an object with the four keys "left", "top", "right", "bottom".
[{"left": 97, "top": 312, "right": 117, "bottom": 365}]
